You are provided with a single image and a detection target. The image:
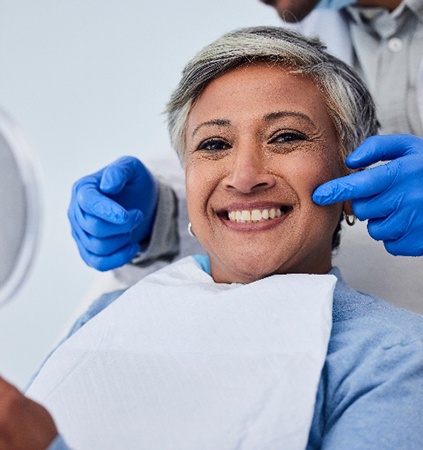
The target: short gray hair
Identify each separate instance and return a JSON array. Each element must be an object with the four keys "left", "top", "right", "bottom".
[{"left": 166, "top": 26, "right": 378, "bottom": 167}]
